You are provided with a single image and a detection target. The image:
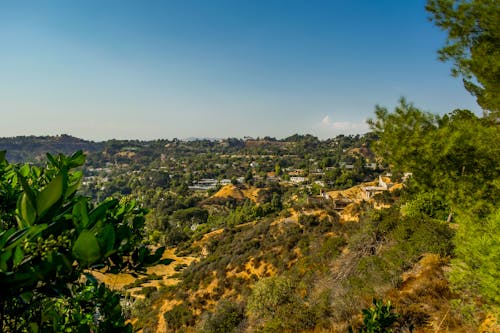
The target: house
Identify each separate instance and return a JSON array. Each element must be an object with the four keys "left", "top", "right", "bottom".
[
  {"left": 361, "top": 176, "right": 392, "bottom": 200},
  {"left": 188, "top": 178, "right": 218, "bottom": 190},
  {"left": 290, "top": 176, "right": 307, "bottom": 184}
]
